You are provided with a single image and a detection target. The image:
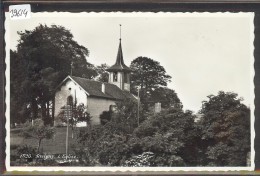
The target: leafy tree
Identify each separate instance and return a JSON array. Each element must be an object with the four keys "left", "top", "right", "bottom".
[
  {"left": 149, "top": 87, "right": 183, "bottom": 109},
  {"left": 198, "top": 91, "right": 250, "bottom": 166},
  {"left": 58, "top": 103, "right": 91, "bottom": 138},
  {"left": 76, "top": 106, "right": 198, "bottom": 166},
  {"left": 132, "top": 107, "right": 197, "bottom": 166},
  {"left": 95, "top": 63, "right": 109, "bottom": 82},
  {"left": 11, "top": 24, "right": 95, "bottom": 124},
  {"left": 112, "top": 98, "right": 139, "bottom": 131},
  {"left": 10, "top": 50, "right": 29, "bottom": 125},
  {"left": 22, "top": 119, "right": 55, "bottom": 152},
  {"left": 130, "top": 56, "right": 171, "bottom": 109}
]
